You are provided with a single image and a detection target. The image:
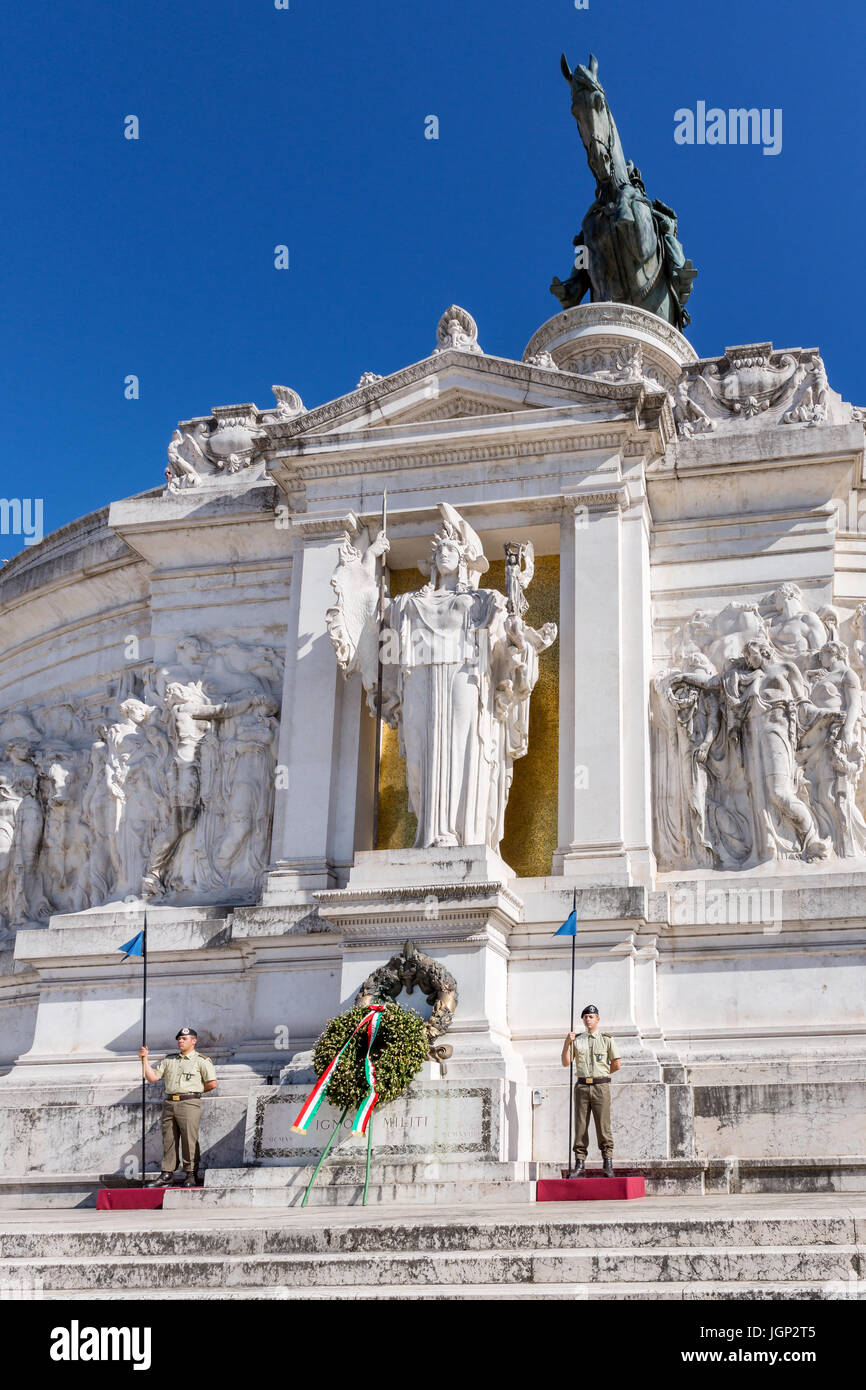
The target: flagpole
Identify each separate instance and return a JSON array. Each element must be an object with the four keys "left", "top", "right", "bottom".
[
  {"left": 371, "top": 489, "right": 387, "bottom": 852},
  {"left": 567, "top": 886, "right": 576, "bottom": 1172},
  {"left": 140, "top": 907, "right": 148, "bottom": 1187}
]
